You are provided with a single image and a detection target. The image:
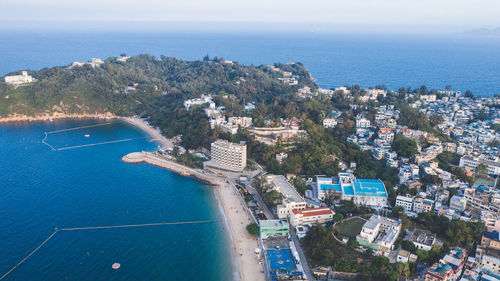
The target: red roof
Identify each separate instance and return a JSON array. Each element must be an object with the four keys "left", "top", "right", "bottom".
[{"left": 292, "top": 207, "right": 333, "bottom": 217}]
